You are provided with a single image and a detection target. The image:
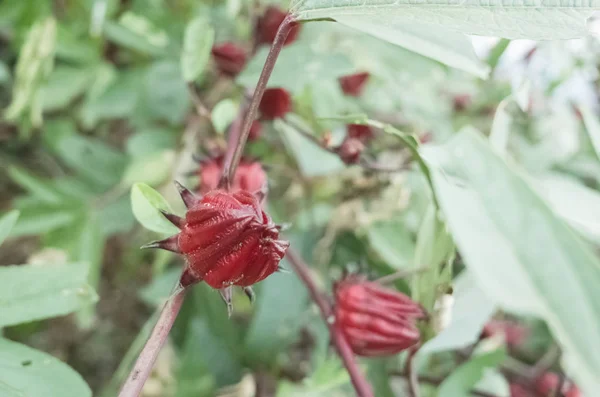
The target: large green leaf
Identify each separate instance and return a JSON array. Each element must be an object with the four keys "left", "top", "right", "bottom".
[
  {"left": 0, "top": 338, "right": 91, "bottom": 397},
  {"left": 295, "top": 0, "right": 598, "bottom": 40},
  {"left": 0, "top": 262, "right": 98, "bottom": 328},
  {"left": 333, "top": 16, "right": 490, "bottom": 78},
  {"left": 181, "top": 17, "right": 214, "bottom": 82},
  {"left": 422, "top": 129, "right": 600, "bottom": 395}
]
